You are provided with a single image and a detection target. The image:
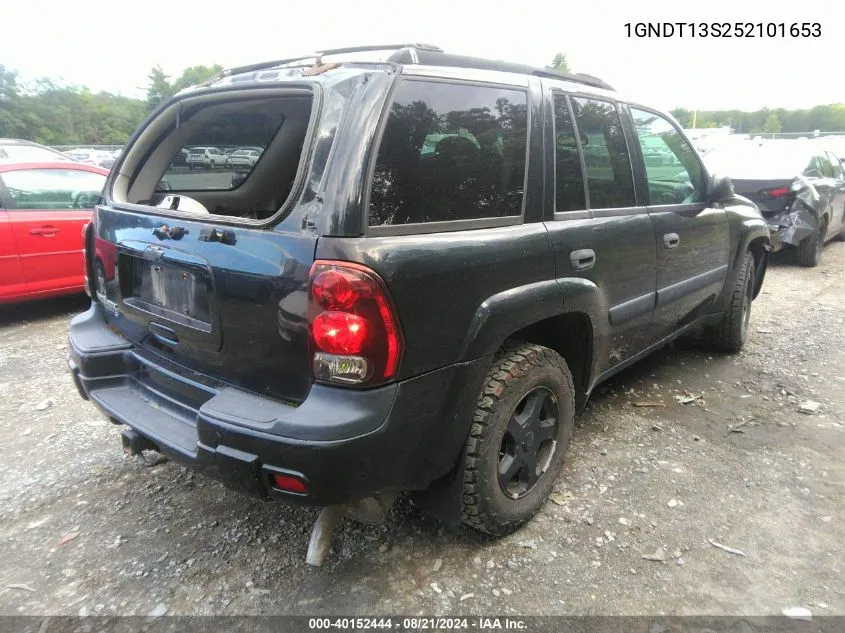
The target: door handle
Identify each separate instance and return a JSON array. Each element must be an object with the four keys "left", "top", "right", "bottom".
[
  {"left": 663, "top": 233, "right": 680, "bottom": 249},
  {"left": 570, "top": 248, "right": 596, "bottom": 271},
  {"left": 30, "top": 226, "right": 59, "bottom": 236}
]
